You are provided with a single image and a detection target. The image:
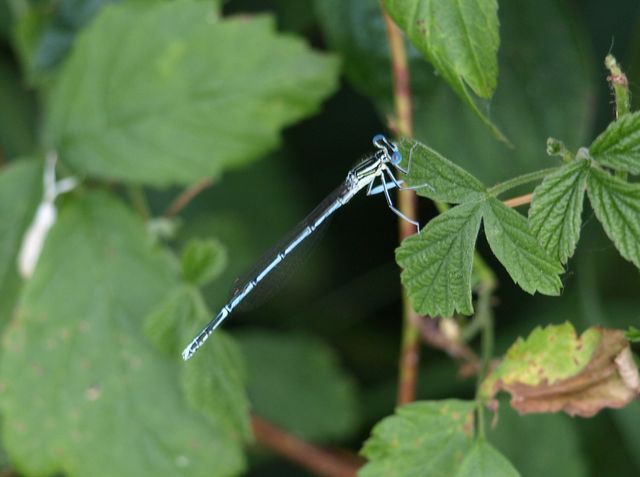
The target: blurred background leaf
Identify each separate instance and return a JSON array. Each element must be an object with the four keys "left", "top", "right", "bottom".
[
  {"left": 44, "top": 1, "right": 340, "bottom": 185},
  {"left": 236, "top": 330, "right": 360, "bottom": 442},
  {"left": 0, "top": 192, "right": 247, "bottom": 477}
]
